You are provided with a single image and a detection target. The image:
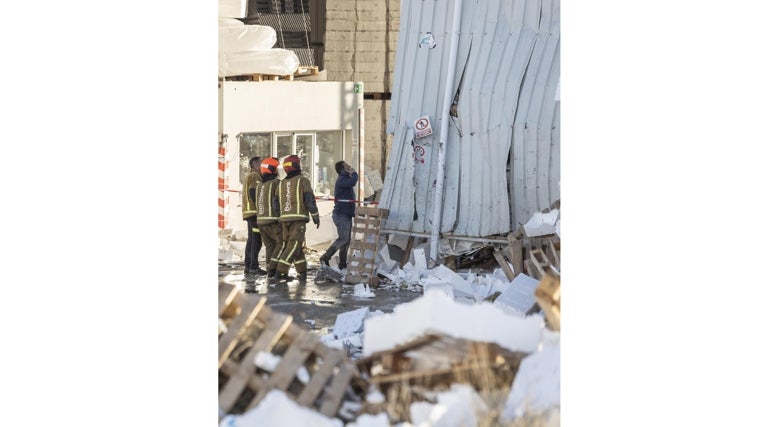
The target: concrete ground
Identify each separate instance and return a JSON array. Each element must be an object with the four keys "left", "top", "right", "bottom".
[{"left": 218, "top": 244, "right": 421, "bottom": 337}]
